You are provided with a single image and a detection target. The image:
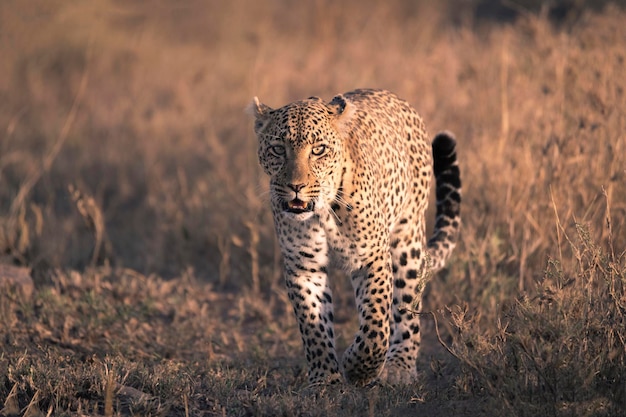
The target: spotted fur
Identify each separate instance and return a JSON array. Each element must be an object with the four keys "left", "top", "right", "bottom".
[{"left": 250, "top": 89, "right": 461, "bottom": 386}]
